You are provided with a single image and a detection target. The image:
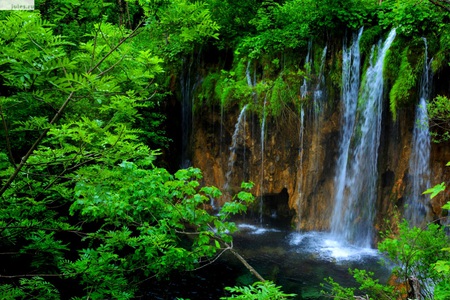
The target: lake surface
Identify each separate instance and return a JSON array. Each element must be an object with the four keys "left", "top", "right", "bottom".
[{"left": 145, "top": 219, "right": 392, "bottom": 299}]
